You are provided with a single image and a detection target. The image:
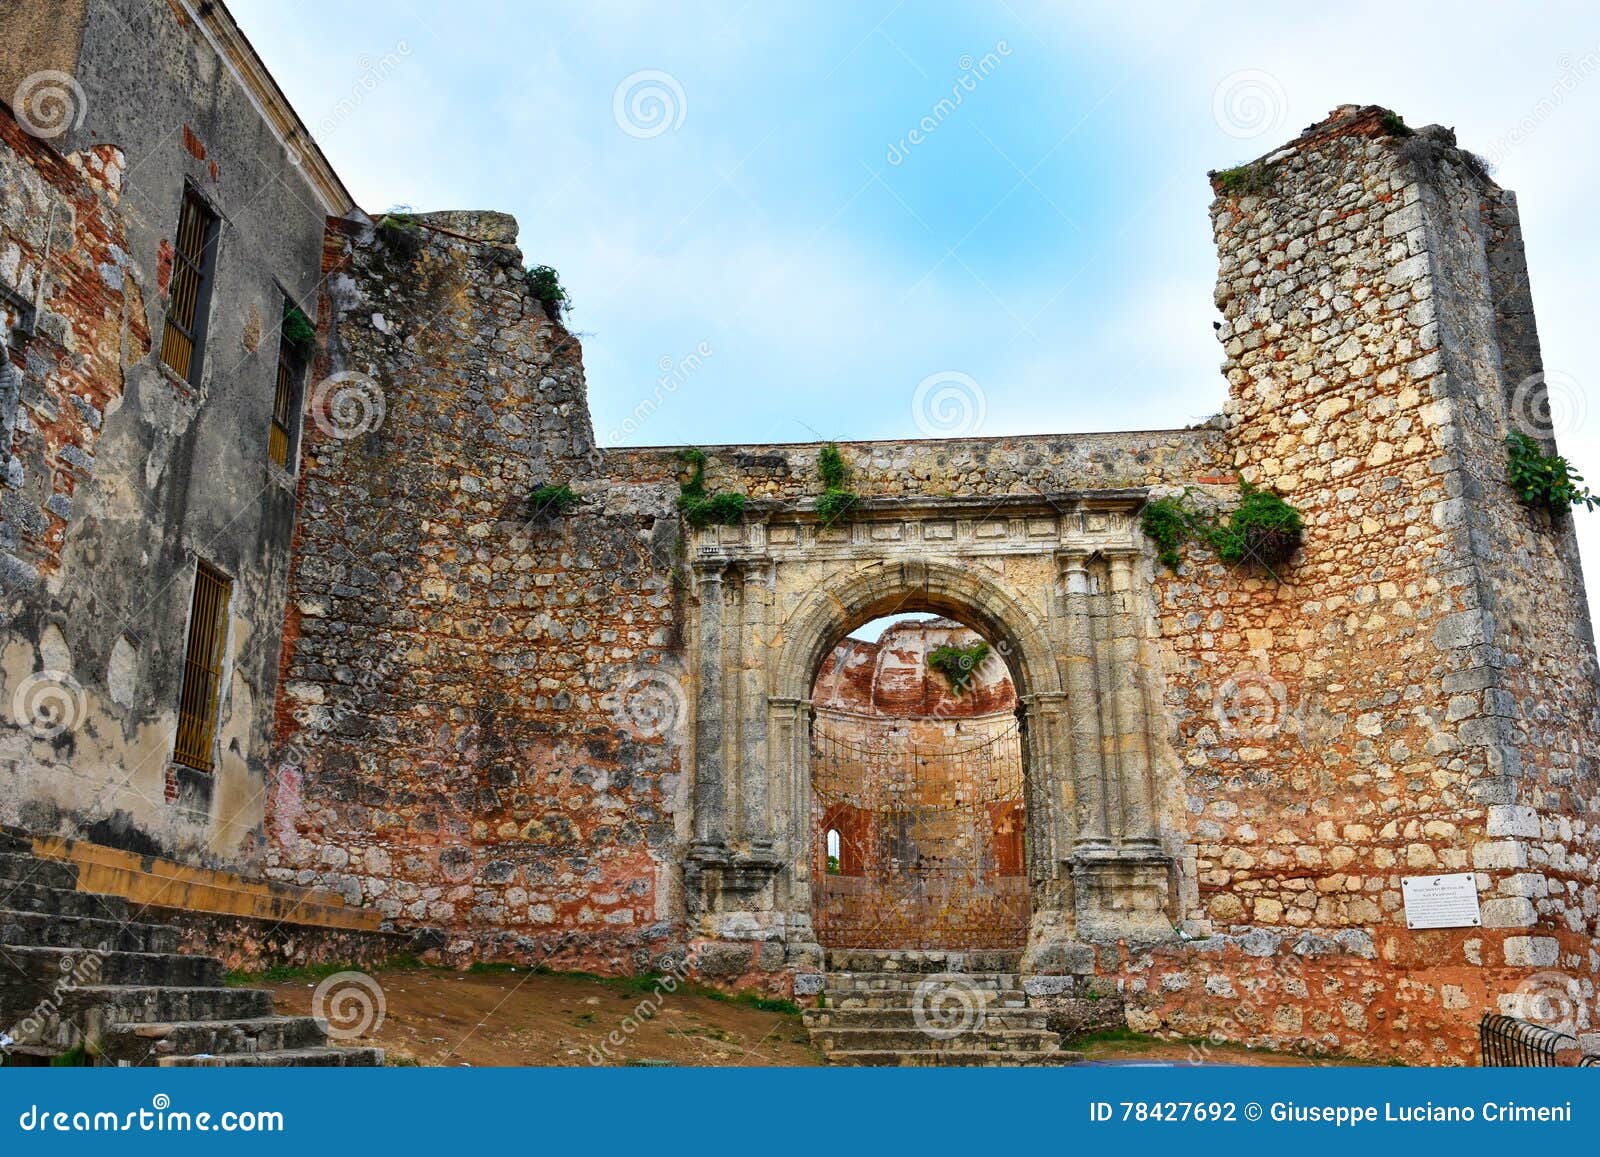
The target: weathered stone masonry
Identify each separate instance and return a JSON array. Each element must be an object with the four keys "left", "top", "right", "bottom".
[
  {"left": 268, "top": 106, "right": 1600, "bottom": 1063},
  {"left": 3, "top": 7, "right": 1595, "bottom": 1069}
]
